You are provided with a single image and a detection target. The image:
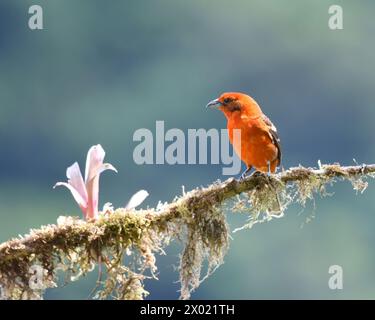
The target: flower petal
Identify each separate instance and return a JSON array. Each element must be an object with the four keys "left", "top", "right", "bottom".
[
  {"left": 53, "top": 182, "right": 87, "bottom": 213},
  {"left": 97, "top": 163, "right": 118, "bottom": 175},
  {"left": 66, "top": 162, "right": 88, "bottom": 203},
  {"left": 85, "top": 144, "right": 105, "bottom": 183},
  {"left": 125, "top": 190, "right": 149, "bottom": 210},
  {"left": 85, "top": 162, "right": 117, "bottom": 220}
]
